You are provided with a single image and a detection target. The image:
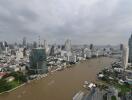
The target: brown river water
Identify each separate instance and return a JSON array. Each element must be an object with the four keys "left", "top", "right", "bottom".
[{"left": 0, "top": 57, "right": 114, "bottom": 100}]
